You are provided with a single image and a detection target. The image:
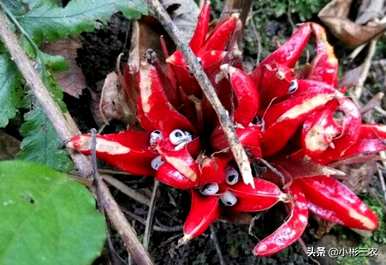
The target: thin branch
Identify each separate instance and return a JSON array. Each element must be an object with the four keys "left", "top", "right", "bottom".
[
  {"left": 0, "top": 10, "right": 153, "bottom": 265},
  {"left": 102, "top": 174, "right": 151, "bottom": 206},
  {"left": 145, "top": 0, "right": 255, "bottom": 188},
  {"left": 353, "top": 40, "right": 377, "bottom": 99},
  {"left": 122, "top": 209, "right": 182, "bottom": 232},
  {"left": 360, "top": 92, "right": 384, "bottom": 114},
  {"left": 210, "top": 226, "right": 226, "bottom": 265},
  {"left": 143, "top": 180, "right": 159, "bottom": 250},
  {"left": 377, "top": 167, "right": 386, "bottom": 203},
  {"left": 0, "top": 10, "right": 92, "bottom": 177}
]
